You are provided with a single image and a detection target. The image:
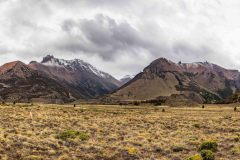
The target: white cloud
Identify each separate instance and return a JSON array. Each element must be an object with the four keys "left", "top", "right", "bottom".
[{"left": 0, "top": 0, "right": 240, "bottom": 79}]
